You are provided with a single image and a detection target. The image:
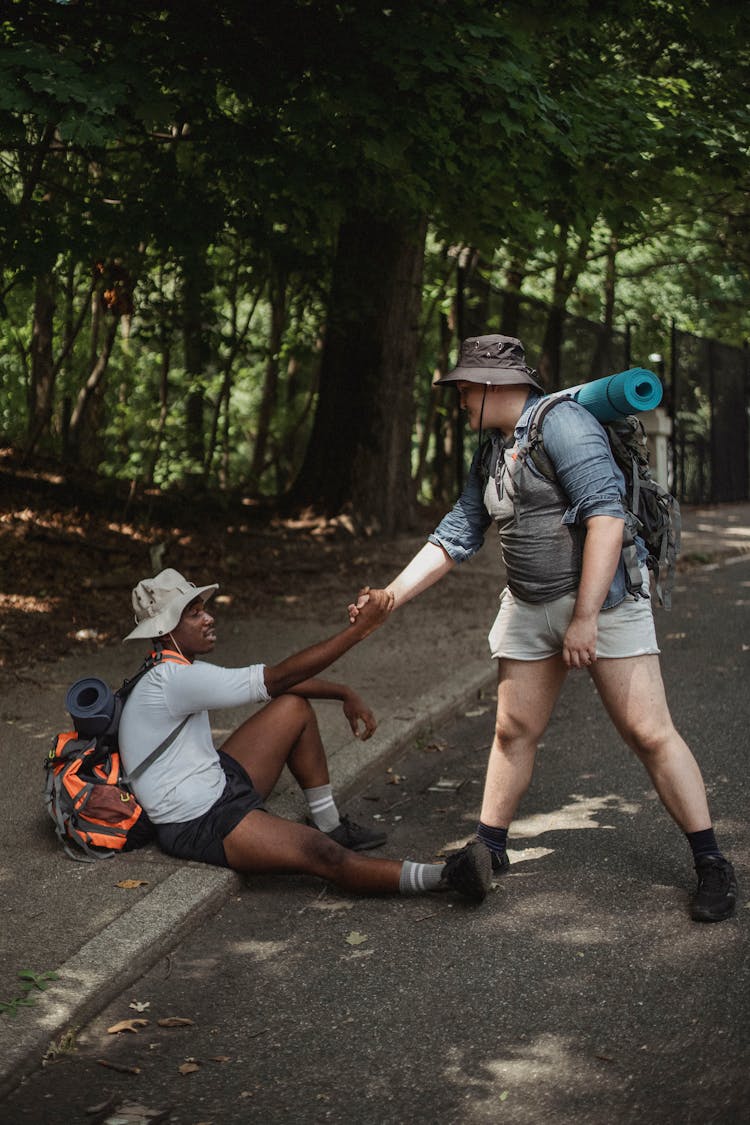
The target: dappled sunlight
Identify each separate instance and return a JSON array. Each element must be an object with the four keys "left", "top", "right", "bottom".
[
  {"left": 506, "top": 846, "right": 555, "bottom": 865},
  {"left": 0, "top": 593, "right": 59, "bottom": 614},
  {"left": 443, "top": 1032, "right": 621, "bottom": 1123},
  {"left": 228, "top": 939, "right": 292, "bottom": 961},
  {"left": 512, "top": 793, "right": 640, "bottom": 838}
]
